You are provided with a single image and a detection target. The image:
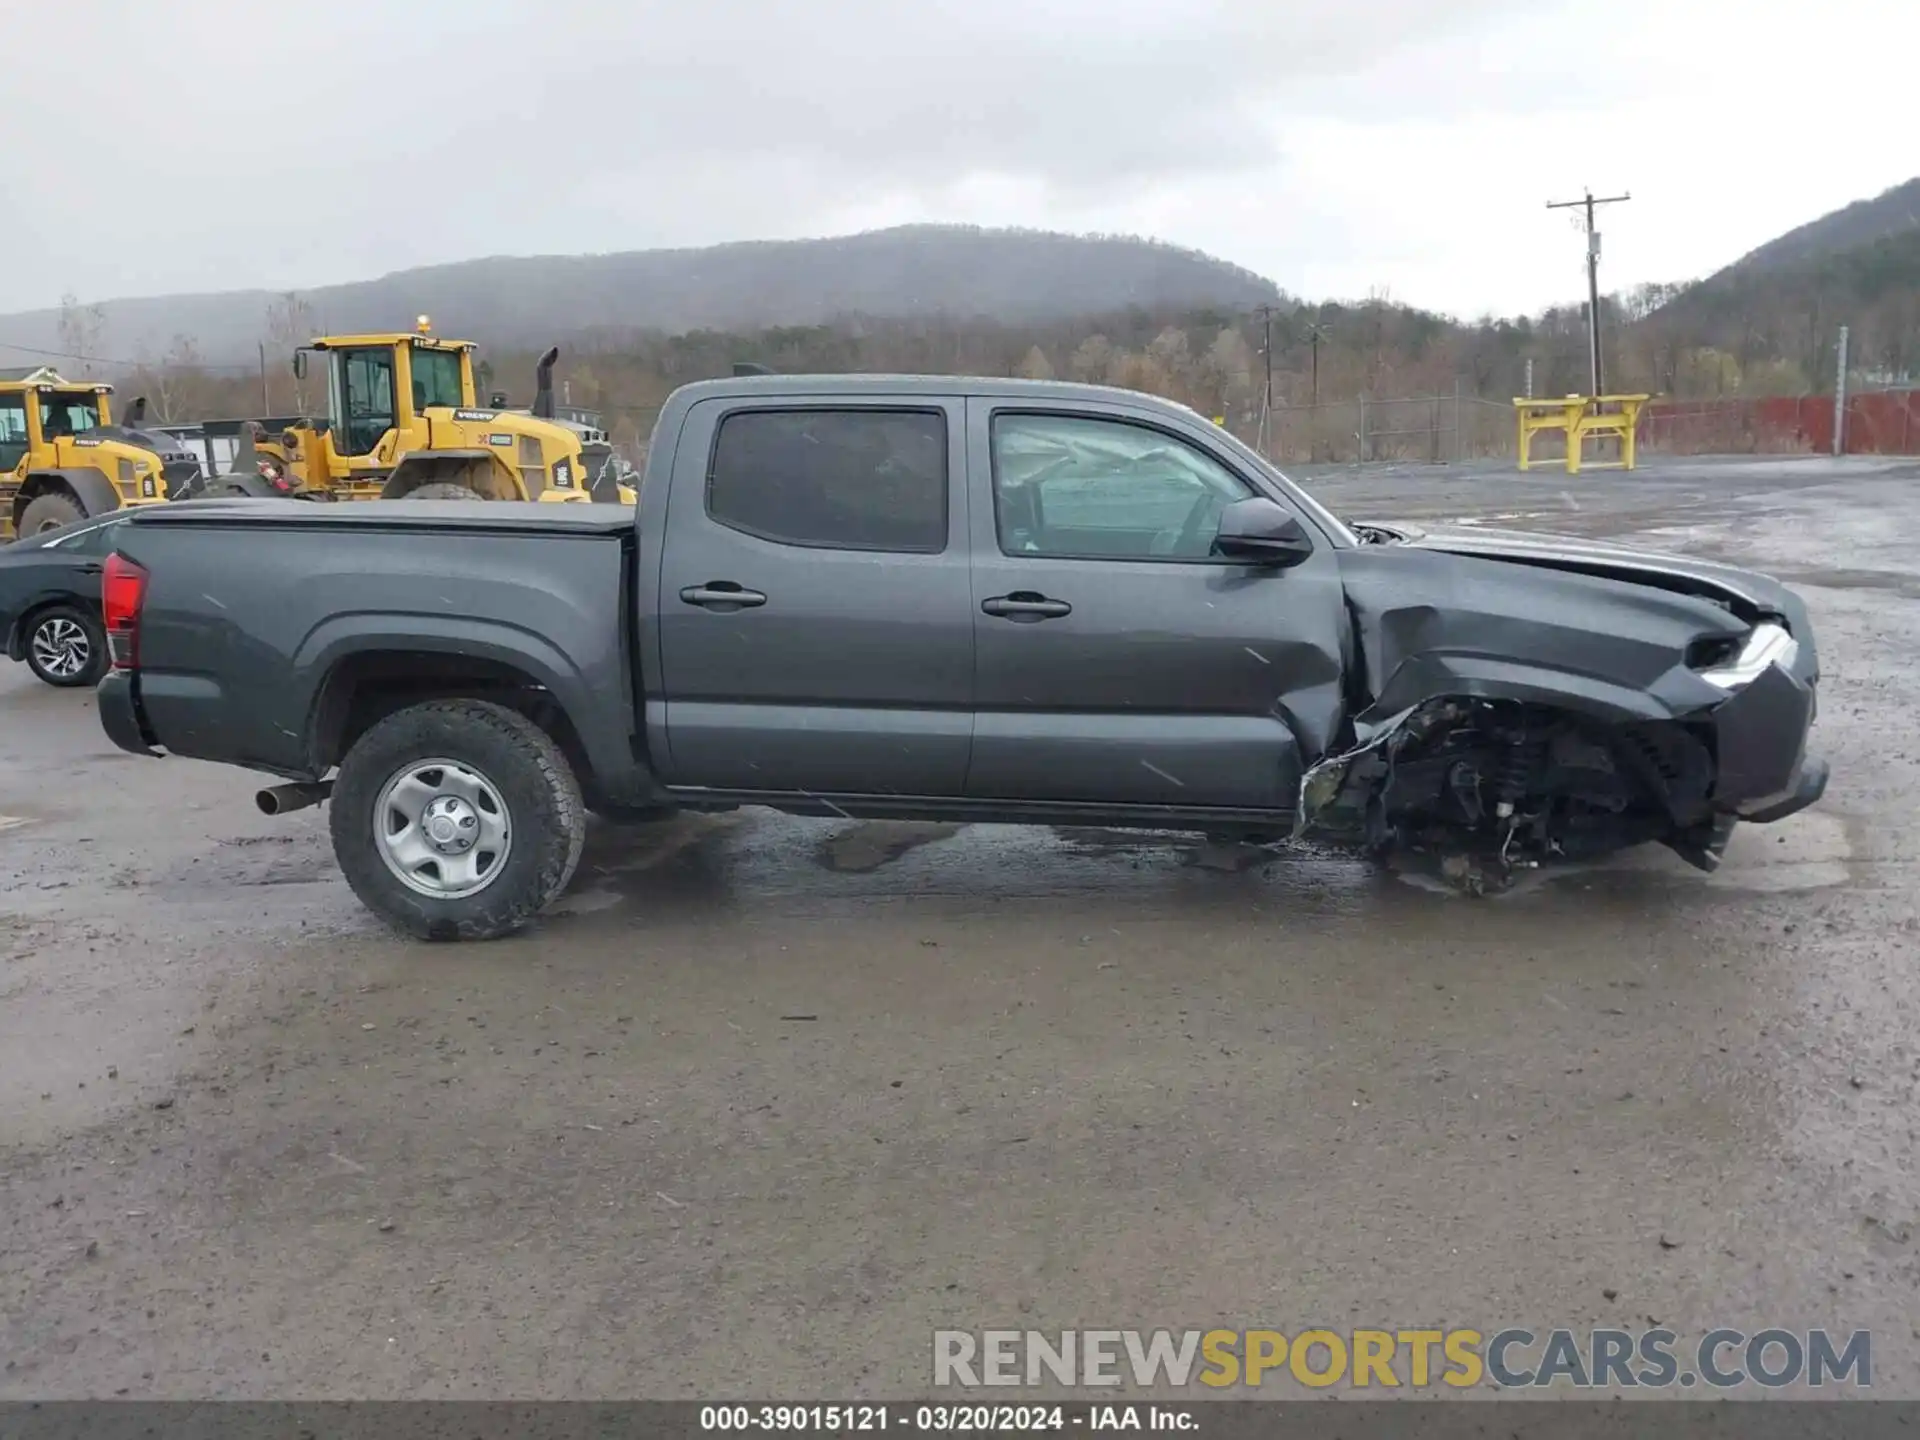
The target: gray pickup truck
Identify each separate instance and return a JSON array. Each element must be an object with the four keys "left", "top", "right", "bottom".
[{"left": 94, "top": 374, "right": 1826, "bottom": 940}]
